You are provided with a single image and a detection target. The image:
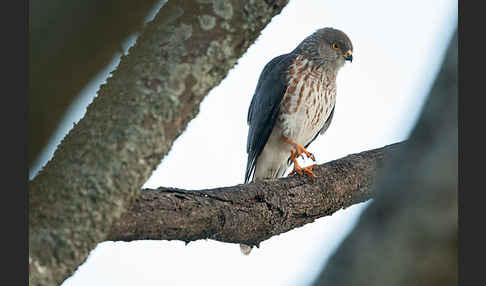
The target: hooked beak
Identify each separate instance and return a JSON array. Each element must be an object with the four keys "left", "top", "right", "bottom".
[{"left": 344, "top": 50, "right": 353, "bottom": 62}]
